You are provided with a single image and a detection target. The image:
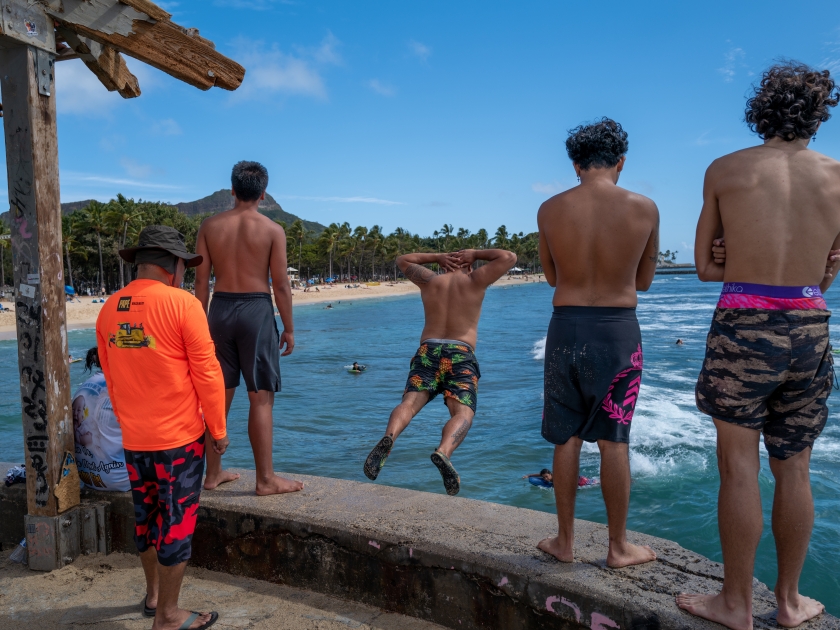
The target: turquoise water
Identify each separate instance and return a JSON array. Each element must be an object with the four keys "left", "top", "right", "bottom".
[{"left": 0, "top": 277, "right": 838, "bottom": 613}]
